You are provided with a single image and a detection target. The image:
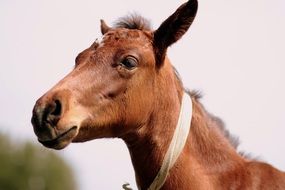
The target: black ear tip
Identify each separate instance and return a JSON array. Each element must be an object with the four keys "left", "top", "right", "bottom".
[
  {"left": 188, "top": 0, "right": 198, "bottom": 3},
  {"left": 185, "top": 0, "right": 198, "bottom": 17},
  {"left": 187, "top": 0, "right": 198, "bottom": 7}
]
